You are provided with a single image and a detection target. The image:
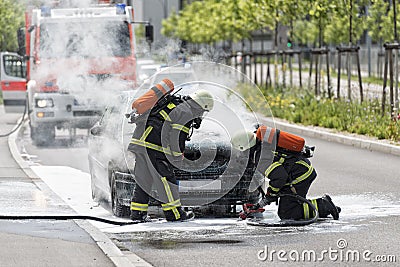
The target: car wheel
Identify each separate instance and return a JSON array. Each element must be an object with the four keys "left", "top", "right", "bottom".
[{"left": 111, "top": 170, "right": 129, "bottom": 217}]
